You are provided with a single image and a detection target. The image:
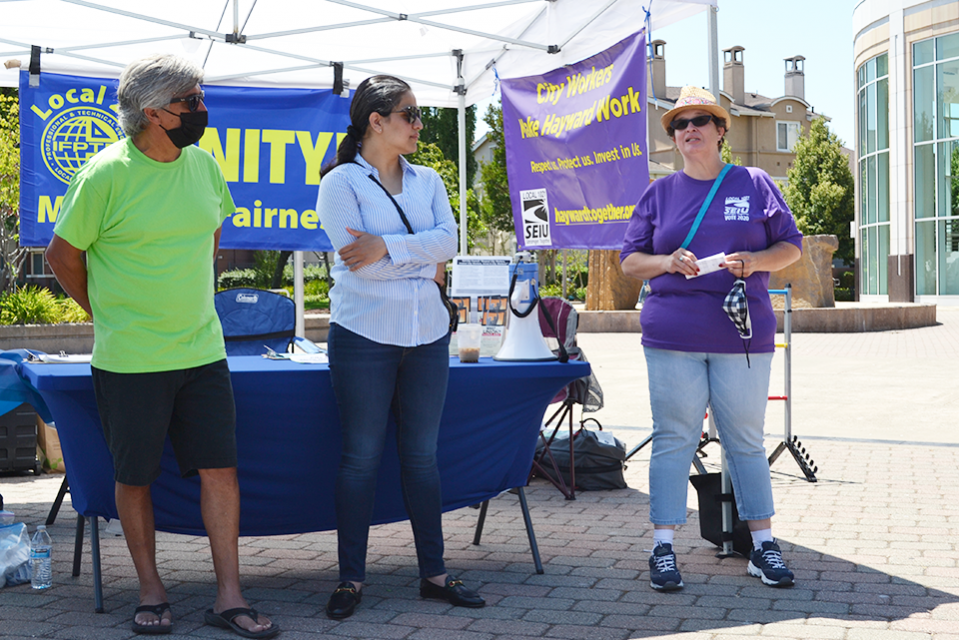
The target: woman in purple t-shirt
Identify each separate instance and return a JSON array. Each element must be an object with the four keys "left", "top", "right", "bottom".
[{"left": 620, "top": 86, "right": 803, "bottom": 592}]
